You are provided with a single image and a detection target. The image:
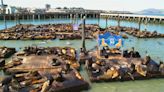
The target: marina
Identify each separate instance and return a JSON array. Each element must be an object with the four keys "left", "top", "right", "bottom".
[
  {"left": 0, "top": 17, "right": 164, "bottom": 92},
  {"left": 0, "top": 38, "right": 164, "bottom": 92}
]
